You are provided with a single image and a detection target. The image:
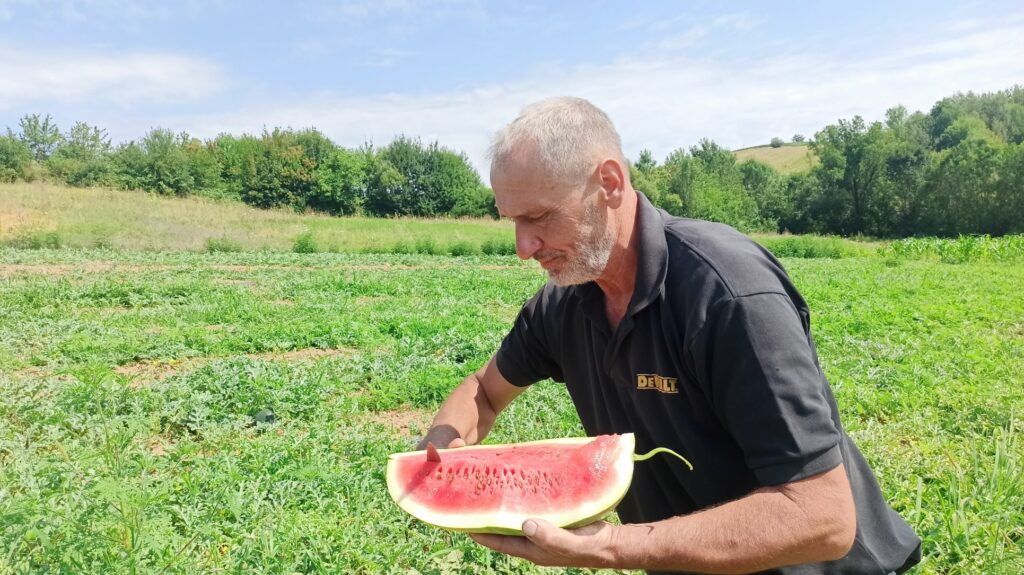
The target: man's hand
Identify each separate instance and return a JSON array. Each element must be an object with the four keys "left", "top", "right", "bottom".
[
  {"left": 415, "top": 424, "right": 466, "bottom": 451},
  {"left": 469, "top": 519, "right": 621, "bottom": 569}
]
